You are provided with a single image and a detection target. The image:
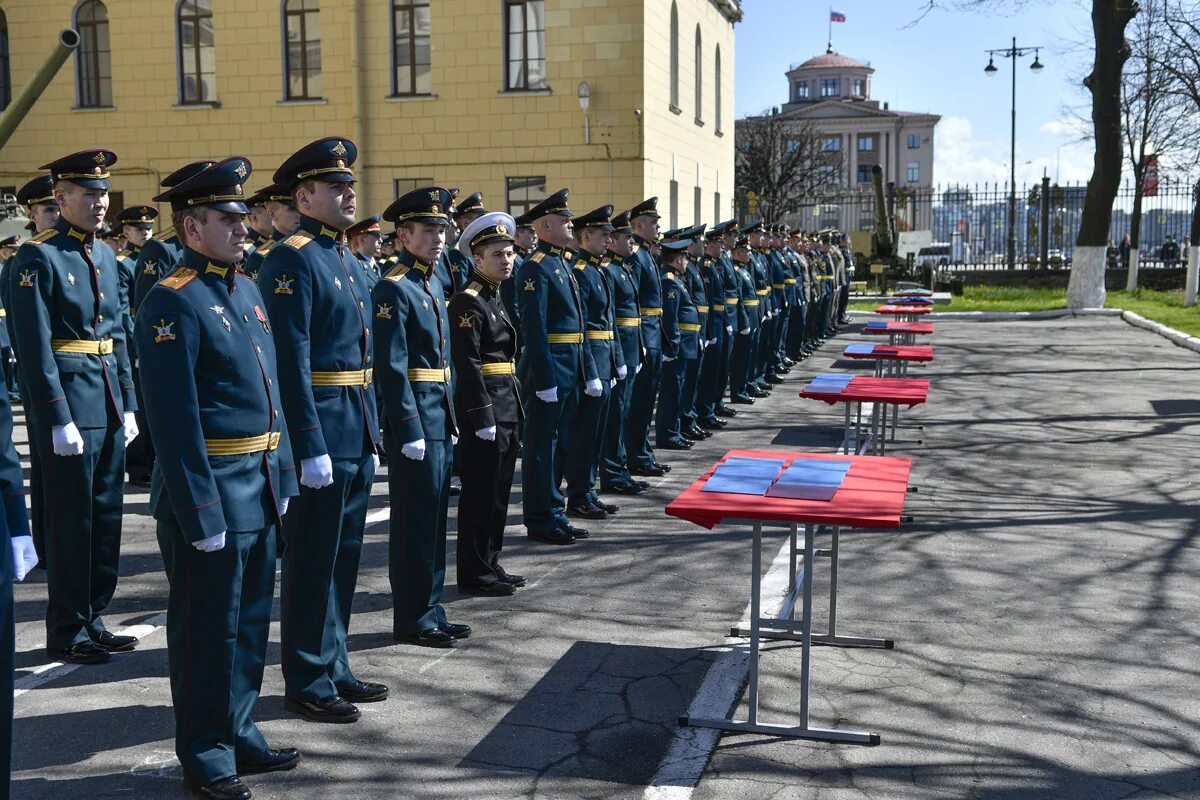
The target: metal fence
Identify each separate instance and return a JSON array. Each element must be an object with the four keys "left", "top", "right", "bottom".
[{"left": 781, "top": 178, "right": 1197, "bottom": 270}]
